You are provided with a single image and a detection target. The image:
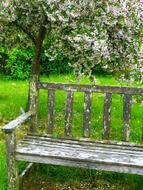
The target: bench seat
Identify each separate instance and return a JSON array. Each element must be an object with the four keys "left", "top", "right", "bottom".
[{"left": 16, "top": 134, "right": 143, "bottom": 175}]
